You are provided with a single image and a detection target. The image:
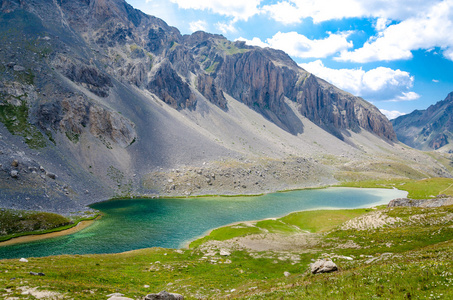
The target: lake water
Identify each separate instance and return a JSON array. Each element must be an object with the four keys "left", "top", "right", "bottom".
[{"left": 0, "top": 187, "right": 406, "bottom": 259}]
